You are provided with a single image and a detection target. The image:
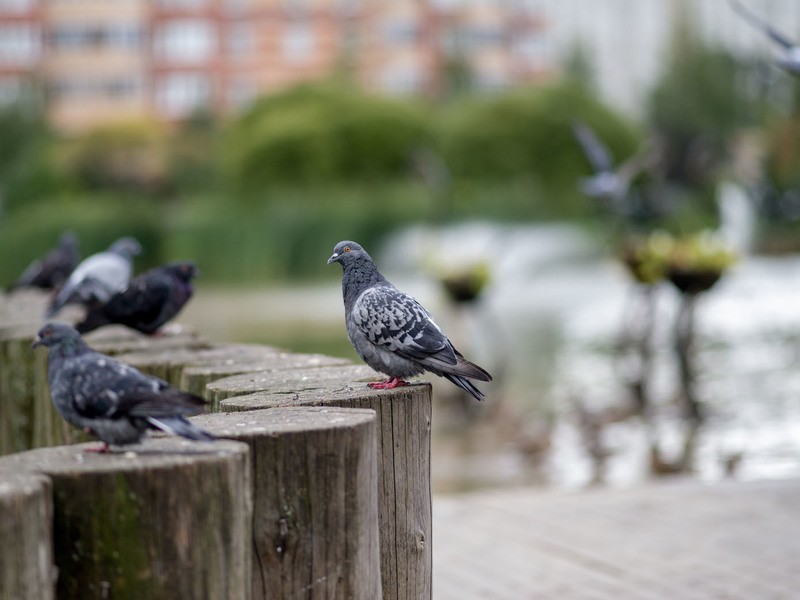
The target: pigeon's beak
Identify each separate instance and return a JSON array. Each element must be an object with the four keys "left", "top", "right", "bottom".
[
  {"left": 327, "top": 253, "right": 339, "bottom": 265},
  {"left": 31, "top": 335, "right": 43, "bottom": 349}
]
